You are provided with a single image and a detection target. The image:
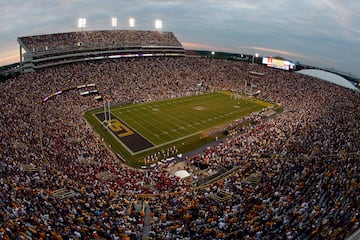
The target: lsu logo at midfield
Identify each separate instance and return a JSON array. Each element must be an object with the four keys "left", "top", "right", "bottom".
[{"left": 107, "top": 119, "right": 134, "bottom": 138}]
